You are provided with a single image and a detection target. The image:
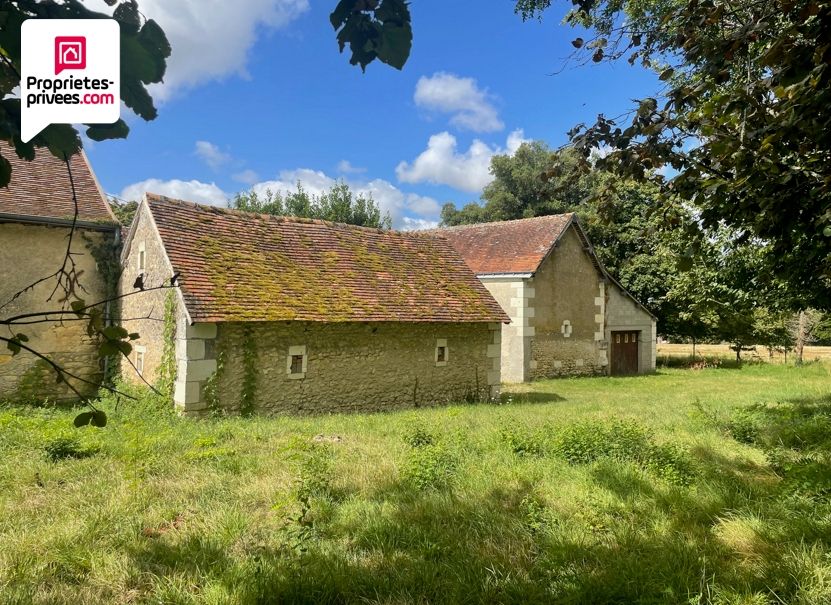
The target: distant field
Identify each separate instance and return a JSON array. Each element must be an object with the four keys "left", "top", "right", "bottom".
[
  {"left": 658, "top": 342, "right": 831, "bottom": 363},
  {"left": 2, "top": 364, "right": 831, "bottom": 604}
]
